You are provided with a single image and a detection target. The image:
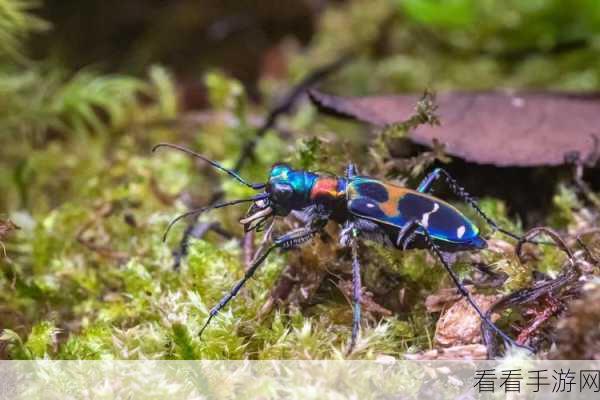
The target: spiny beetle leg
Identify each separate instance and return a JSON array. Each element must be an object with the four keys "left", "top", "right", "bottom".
[
  {"left": 347, "top": 231, "right": 362, "bottom": 354},
  {"left": 198, "top": 243, "right": 276, "bottom": 339},
  {"left": 273, "top": 226, "right": 320, "bottom": 249},
  {"left": 417, "top": 168, "right": 522, "bottom": 241},
  {"left": 198, "top": 227, "right": 318, "bottom": 339},
  {"left": 395, "top": 219, "right": 421, "bottom": 250},
  {"left": 416, "top": 168, "right": 443, "bottom": 193},
  {"left": 399, "top": 219, "right": 534, "bottom": 353},
  {"left": 346, "top": 163, "right": 358, "bottom": 179}
]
